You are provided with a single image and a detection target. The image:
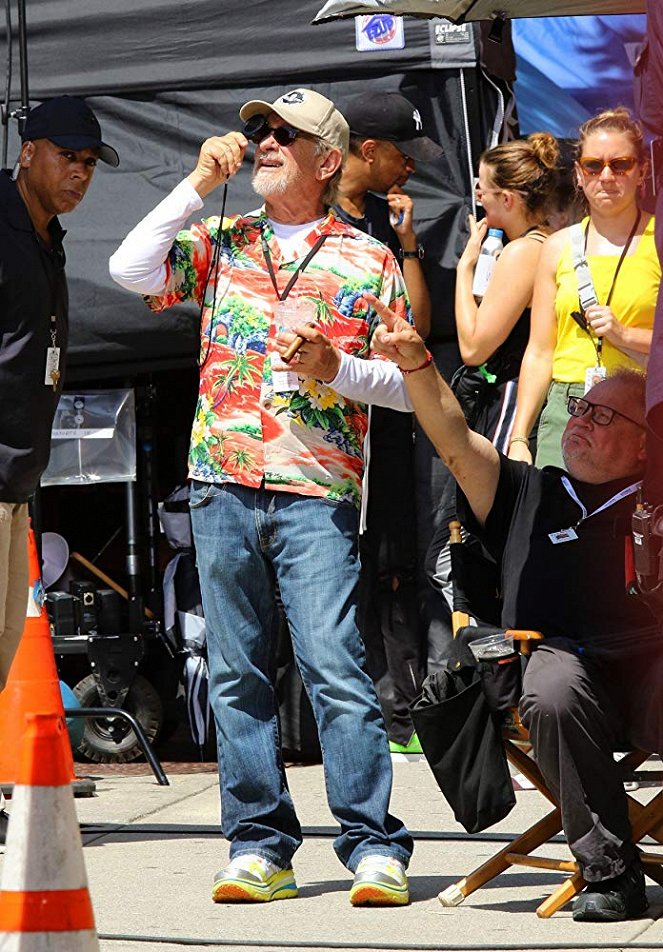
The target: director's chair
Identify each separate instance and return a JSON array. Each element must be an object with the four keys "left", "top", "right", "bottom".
[{"left": 437, "top": 521, "right": 663, "bottom": 918}]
